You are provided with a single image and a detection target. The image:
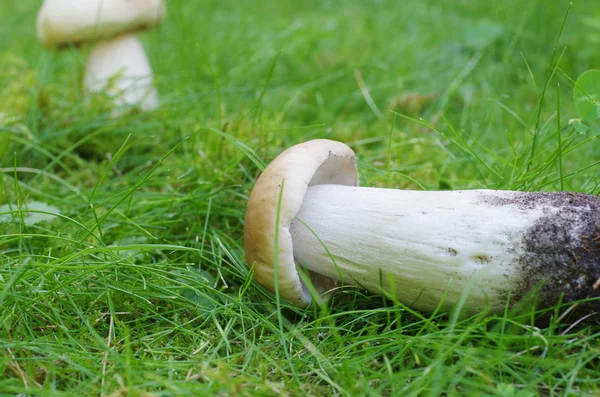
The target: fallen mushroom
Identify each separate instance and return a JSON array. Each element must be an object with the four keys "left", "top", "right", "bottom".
[
  {"left": 244, "top": 139, "right": 600, "bottom": 317},
  {"left": 37, "top": 0, "right": 166, "bottom": 112}
]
